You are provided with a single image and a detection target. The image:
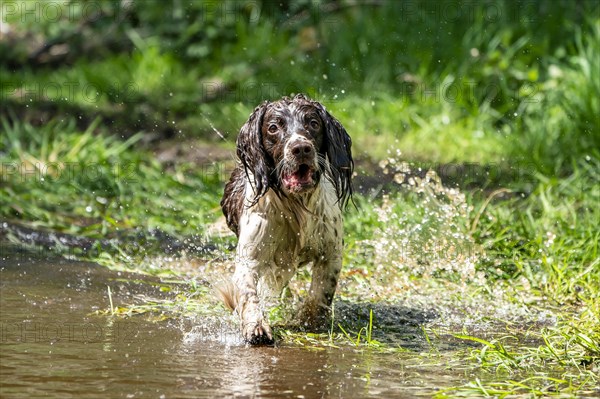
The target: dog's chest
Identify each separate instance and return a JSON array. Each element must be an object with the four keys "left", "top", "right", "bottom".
[
  {"left": 297, "top": 209, "right": 341, "bottom": 263},
  {"left": 244, "top": 184, "right": 342, "bottom": 265}
]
